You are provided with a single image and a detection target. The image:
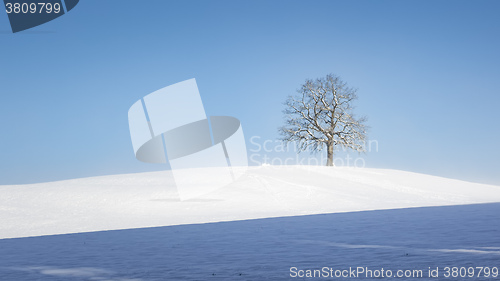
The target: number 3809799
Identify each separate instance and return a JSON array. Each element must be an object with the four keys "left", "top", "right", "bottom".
[{"left": 5, "top": 2, "right": 62, "bottom": 14}]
